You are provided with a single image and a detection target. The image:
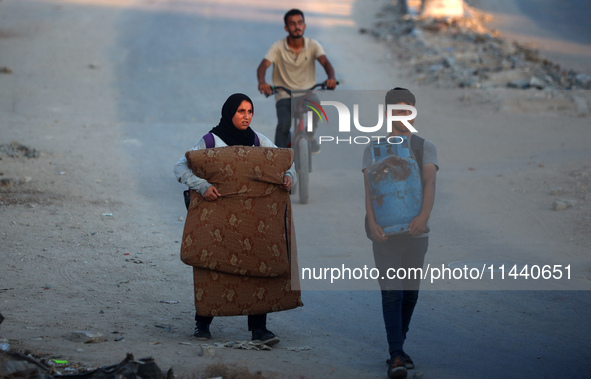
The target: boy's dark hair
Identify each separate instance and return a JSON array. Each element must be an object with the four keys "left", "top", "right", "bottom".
[
  {"left": 284, "top": 9, "right": 305, "bottom": 25},
  {"left": 385, "top": 87, "right": 416, "bottom": 106}
]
